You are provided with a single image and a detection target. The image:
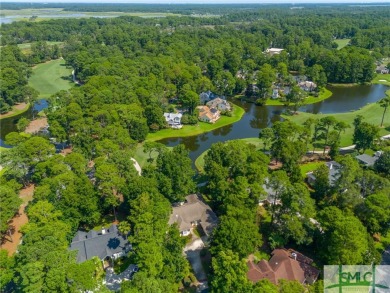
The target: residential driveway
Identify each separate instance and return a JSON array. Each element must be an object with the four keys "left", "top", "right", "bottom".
[
  {"left": 184, "top": 235, "right": 209, "bottom": 292},
  {"left": 381, "top": 246, "right": 390, "bottom": 265},
  {"left": 105, "top": 264, "right": 137, "bottom": 291}
]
